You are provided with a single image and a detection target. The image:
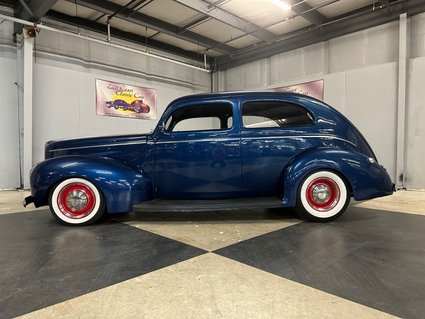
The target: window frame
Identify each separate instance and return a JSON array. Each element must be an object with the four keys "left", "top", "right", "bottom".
[
  {"left": 240, "top": 100, "right": 315, "bottom": 130},
  {"left": 163, "top": 101, "right": 235, "bottom": 134}
]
